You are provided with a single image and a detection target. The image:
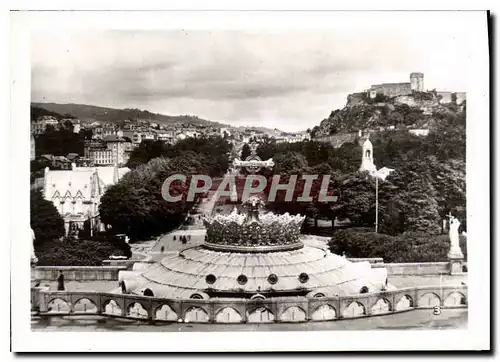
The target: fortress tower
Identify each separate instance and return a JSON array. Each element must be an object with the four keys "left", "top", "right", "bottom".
[{"left": 410, "top": 72, "right": 424, "bottom": 92}]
